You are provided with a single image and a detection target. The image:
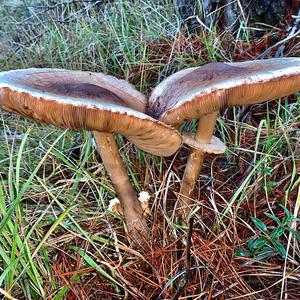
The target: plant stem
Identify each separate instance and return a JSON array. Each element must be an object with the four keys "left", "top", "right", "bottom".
[
  {"left": 177, "top": 112, "right": 218, "bottom": 221},
  {"left": 93, "top": 131, "right": 149, "bottom": 248},
  {"left": 171, "top": 217, "right": 194, "bottom": 300}
]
